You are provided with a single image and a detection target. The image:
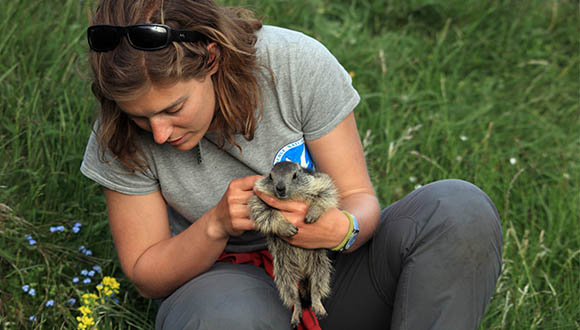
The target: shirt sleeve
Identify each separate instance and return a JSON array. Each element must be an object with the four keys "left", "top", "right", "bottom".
[
  {"left": 292, "top": 33, "right": 360, "bottom": 140},
  {"left": 80, "top": 125, "right": 160, "bottom": 195}
]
